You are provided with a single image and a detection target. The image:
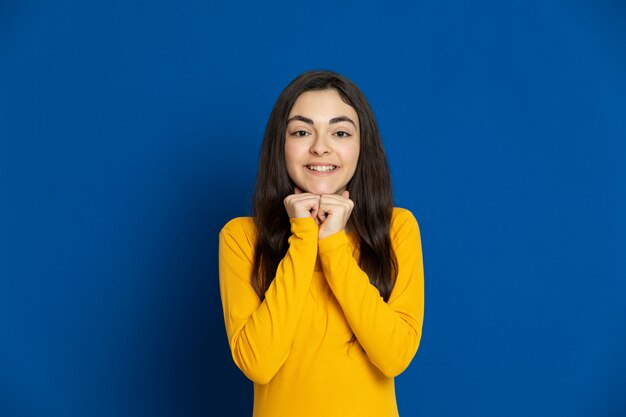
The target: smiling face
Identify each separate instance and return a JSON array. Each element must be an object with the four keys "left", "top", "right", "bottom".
[{"left": 284, "top": 89, "right": 360, "bottom": 195}]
